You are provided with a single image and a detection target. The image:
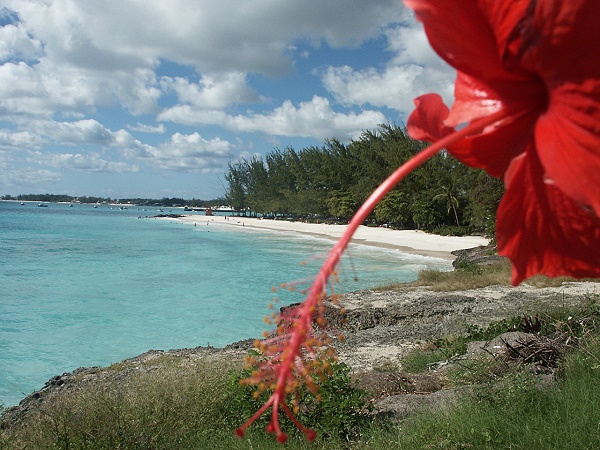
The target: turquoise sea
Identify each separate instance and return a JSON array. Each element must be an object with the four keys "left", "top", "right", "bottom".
[{"left": 0, "top": 201, "right": 450, "bottom": 407}]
